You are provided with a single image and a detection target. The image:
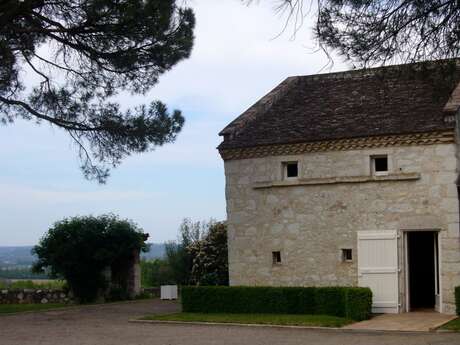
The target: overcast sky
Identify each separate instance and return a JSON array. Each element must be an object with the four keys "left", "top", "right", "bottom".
[{"left": 0, "top": 0, "right": 346, "bottom": 246}]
